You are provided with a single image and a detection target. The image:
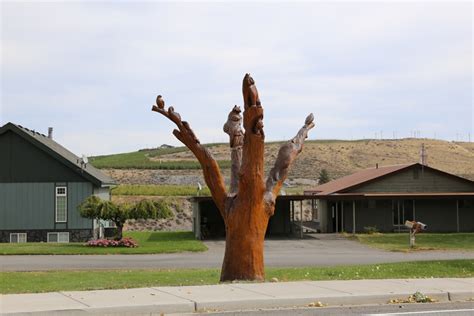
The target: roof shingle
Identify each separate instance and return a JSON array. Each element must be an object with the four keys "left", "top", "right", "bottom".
[{"left": 305, "top": 163, "right": 416, "bottom": 195}]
